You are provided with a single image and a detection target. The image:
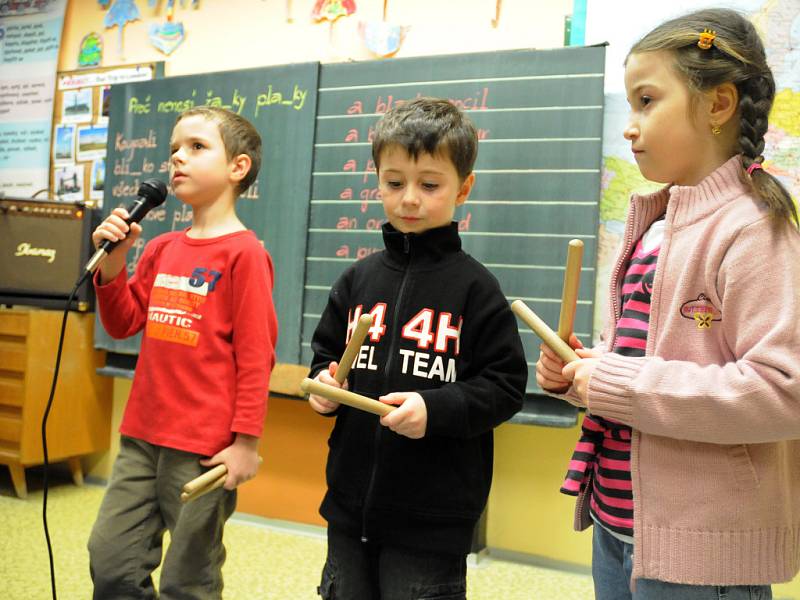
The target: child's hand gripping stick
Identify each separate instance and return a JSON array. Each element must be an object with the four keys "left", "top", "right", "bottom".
[
  {"left": 180, "top": 457, "right": 263, "bottom": 504},
  {"left": 301, "top": 378, "right": 395, "bottom": 417},
  {"left": 557, "top": 239, "right": 584, "bottom": 342},
  {"left": 511, "top": 300, "right": 580, "bottom": 364},
  {"left": 334, "top": 313, "right": 374, "bottom": 384}
]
